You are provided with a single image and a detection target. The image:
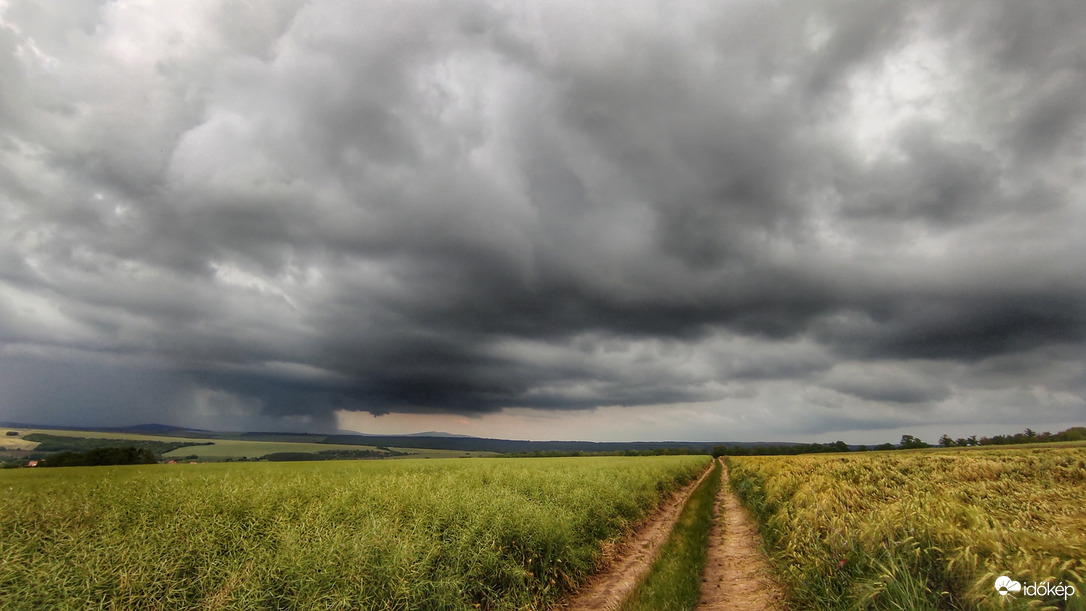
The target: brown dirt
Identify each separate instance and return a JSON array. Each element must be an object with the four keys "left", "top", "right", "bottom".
[
  {"left": 696, "top": 459, "right": 788, "bottom": 610},
  {"left": 554, "top": 464, "right": 714, "bottom": 611}
]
